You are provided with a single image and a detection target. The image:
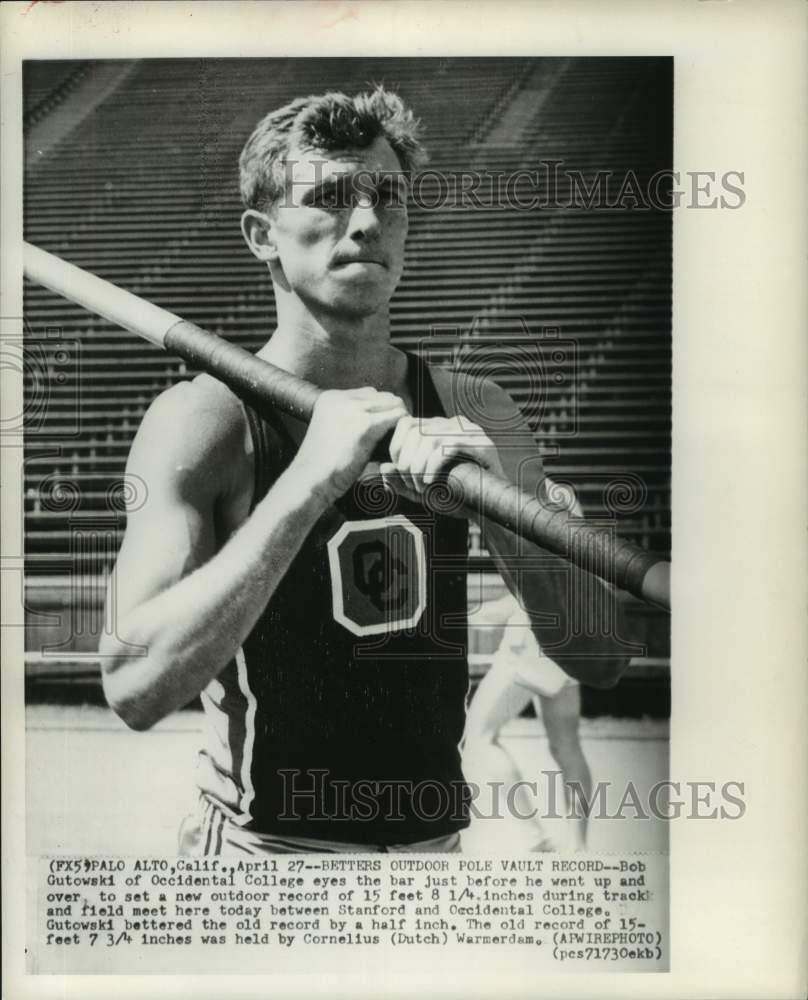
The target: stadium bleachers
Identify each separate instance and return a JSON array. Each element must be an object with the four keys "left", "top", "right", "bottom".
[{"left": 22, "top": 57, "right": 672, "bottom": 703}]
